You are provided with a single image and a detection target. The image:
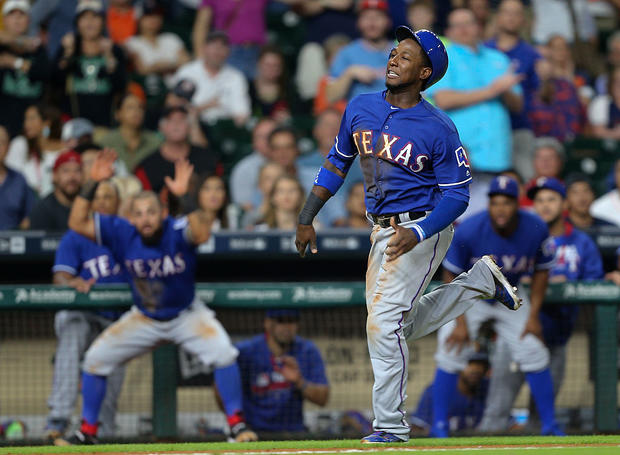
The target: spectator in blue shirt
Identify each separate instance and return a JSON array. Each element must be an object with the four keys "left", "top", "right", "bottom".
[
  {"left": 485, "top": 0, "right": 541, "bottom": 181},
  {"left": 411, "top": 352, "right": 489, "bottom": 435},
  {"left": 426, "top": 8, "right": 523, "bottom": 174},
  {"left": 235, "top": 309, "right": 329, "bottom": 432},
  {"left": 0, "top": 125, "right": 34, "bottom": 229},
  {"left": 326, "top": 0, "right": 392, "bottom": 103}
]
